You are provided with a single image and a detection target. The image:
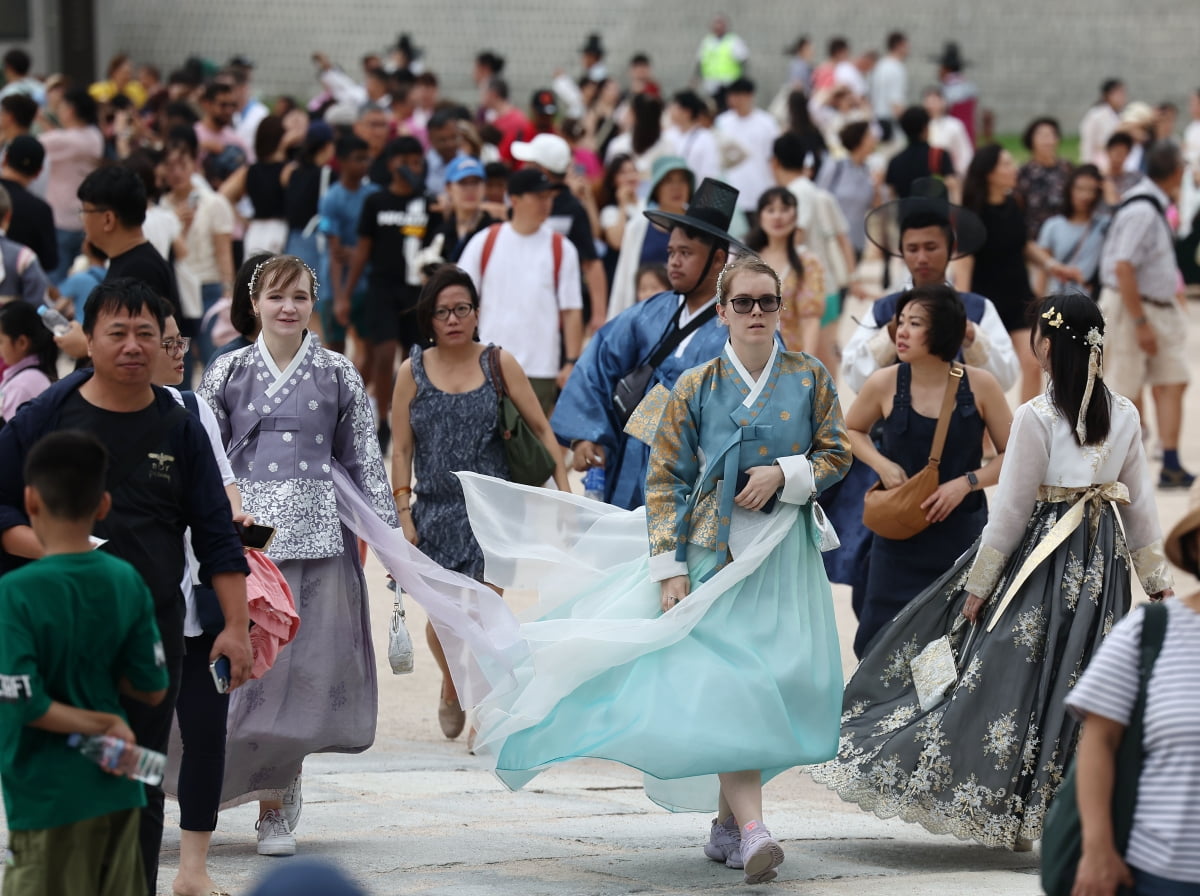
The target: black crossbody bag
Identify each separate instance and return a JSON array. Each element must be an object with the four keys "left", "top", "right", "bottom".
[{"left": 611, "top": 302, "right": 718, "bottom": 427}]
